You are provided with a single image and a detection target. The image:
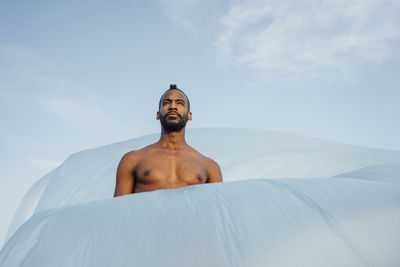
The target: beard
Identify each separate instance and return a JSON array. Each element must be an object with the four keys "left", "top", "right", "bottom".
[{"left": 160, "top": 112, "right": 188, "bottom": 133}]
